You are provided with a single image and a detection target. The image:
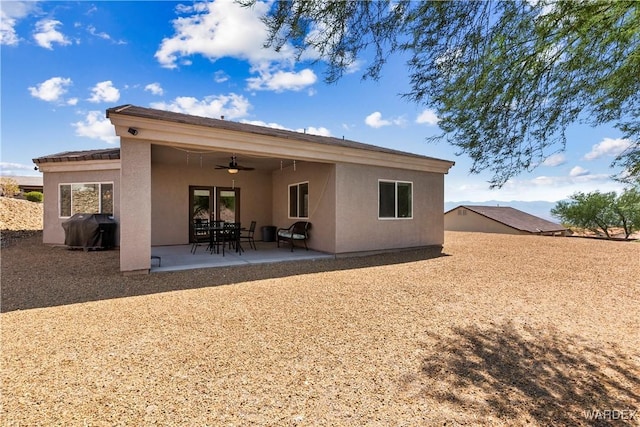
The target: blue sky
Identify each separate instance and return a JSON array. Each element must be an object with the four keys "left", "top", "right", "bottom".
[{"left": 0, "top": 0, "right": 632, "bottom": 202}]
